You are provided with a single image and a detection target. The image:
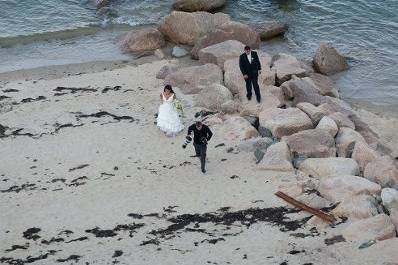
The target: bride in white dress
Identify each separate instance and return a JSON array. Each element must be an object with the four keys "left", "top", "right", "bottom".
[{"left": 157, "top": 85, "right": 184, "bottom": 136}]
